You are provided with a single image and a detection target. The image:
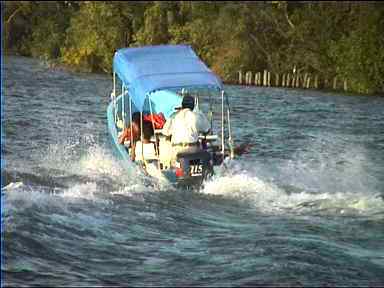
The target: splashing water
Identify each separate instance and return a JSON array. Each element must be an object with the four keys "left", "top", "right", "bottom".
[
  {"left": 201, "top": 136, "right": 384, "bottom": 217},
  {"left": 3, "top": 56, "right": 384, "bottom": 286}
]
